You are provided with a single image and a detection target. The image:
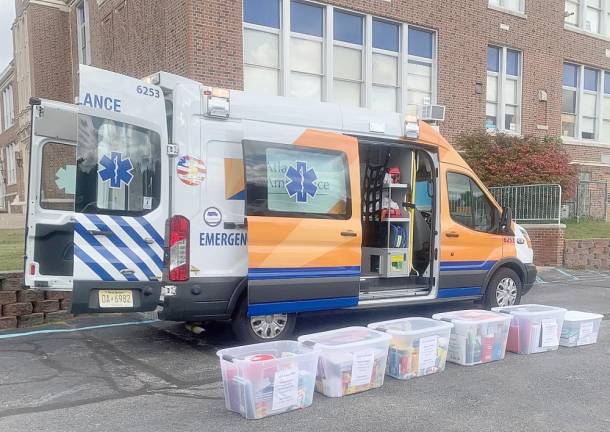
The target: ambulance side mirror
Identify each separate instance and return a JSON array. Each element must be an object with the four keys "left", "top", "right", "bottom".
[{"left": 500, "top": 206, "right": 513, "bottom": 234}]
